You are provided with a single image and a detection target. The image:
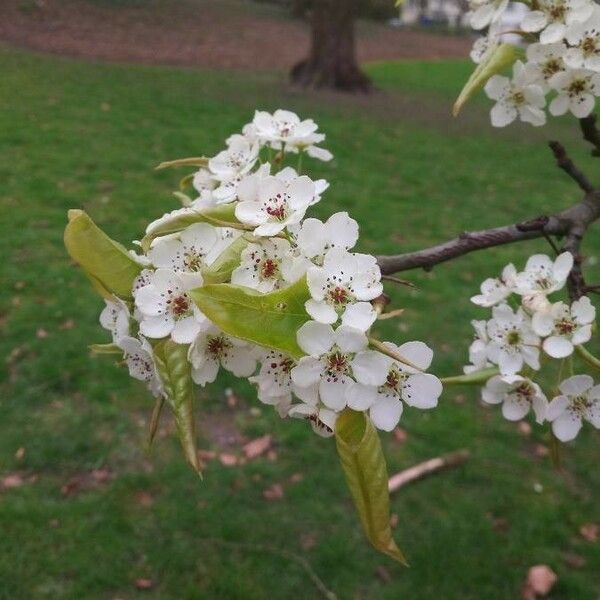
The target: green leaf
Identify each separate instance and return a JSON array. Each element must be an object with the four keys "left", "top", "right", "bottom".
[
  {"left": 89, "top": 343, "right": 123, "bottom": 355},
  {"left": 140, "top": 204, "right": 241, "bottom": 252},
  {"left": 440, "top": 367, "right": 499, "bottom": 385},
  {"left": 64, "top": 209, "right": 142, "bottom": 299},
  {"left": 155, "top": 156, "right": 209, "bottom": 170},
  {"left": 152, "top": 340, "right": 201, "bottom": 475},
  {"left": 201, "top": 236, "right": 249, "bottom": 285},
  {"left": 335, "top": 409, "right": 408, "bottom": 565},
  {"left": 189, "top": 277, "right": 311, "bottom": 359},
  {"left": 453, "top": 44, "right": 524, "bottom": 116}
]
